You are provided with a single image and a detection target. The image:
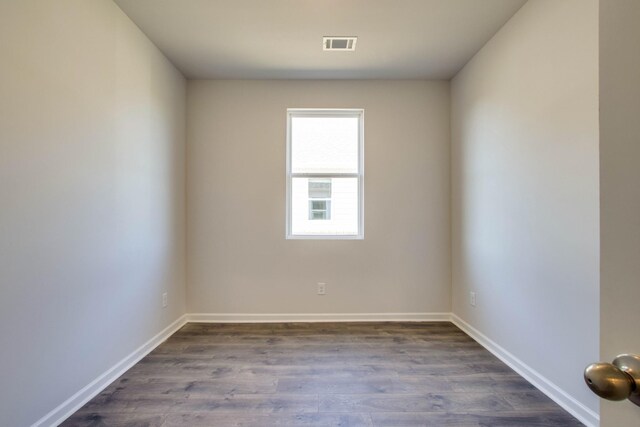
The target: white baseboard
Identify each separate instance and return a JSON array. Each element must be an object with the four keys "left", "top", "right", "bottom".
[
  {"left": 450, "top": 314, "right": 599, "bottom": 427},
  {"left": 187, "top": 312, "right": 452, "bottom": 323},
  {"left": 32, "top": 314, "right": 188, "bottom": 427}
]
